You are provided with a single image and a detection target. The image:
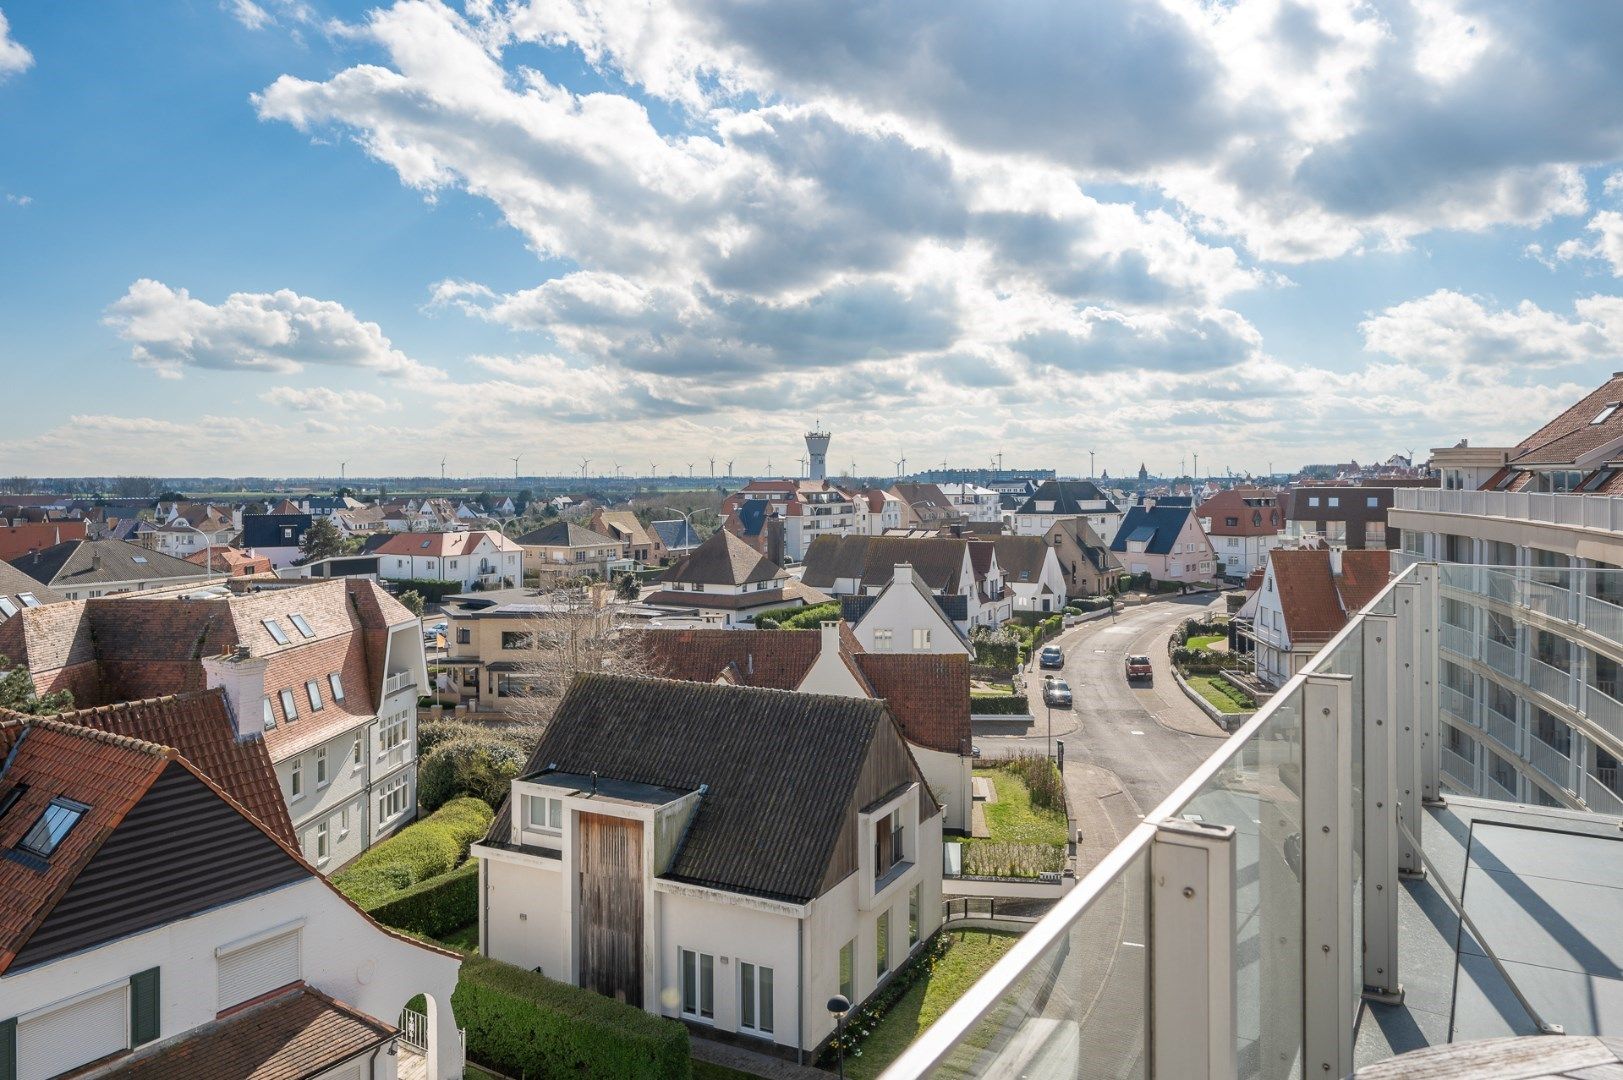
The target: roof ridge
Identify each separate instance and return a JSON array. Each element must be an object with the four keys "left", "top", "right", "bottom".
[{"left": 25, "top": 716, "right": 179, "bottom": 757}]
